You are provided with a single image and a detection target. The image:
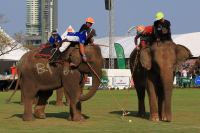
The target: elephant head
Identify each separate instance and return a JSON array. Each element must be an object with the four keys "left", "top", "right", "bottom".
[
  {"left": 140, "top": 41, "right": 192, "bottom": 121},
  {"left": 64, "top": 45, "right": 102, "bottom": 101}
]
